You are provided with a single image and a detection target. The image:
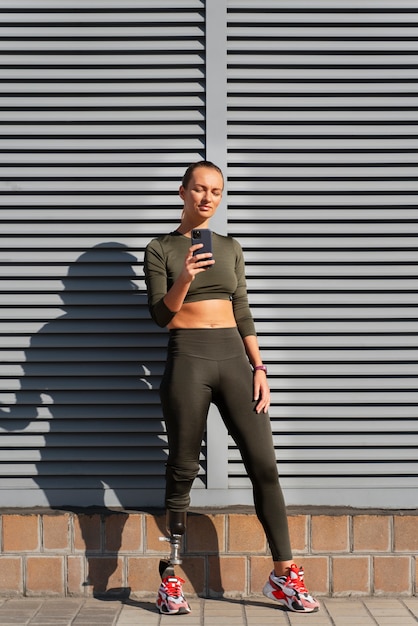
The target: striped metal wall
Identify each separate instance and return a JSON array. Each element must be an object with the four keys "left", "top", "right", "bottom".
[
  {"left": 0, "top": 0, "right": 417, "bottom": 509},
  {"left": 226, "top": 0, "right": 418, "bottom": 506},
  {"left": 0, "top": 0, "right": 206, "bottom": 507}
]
